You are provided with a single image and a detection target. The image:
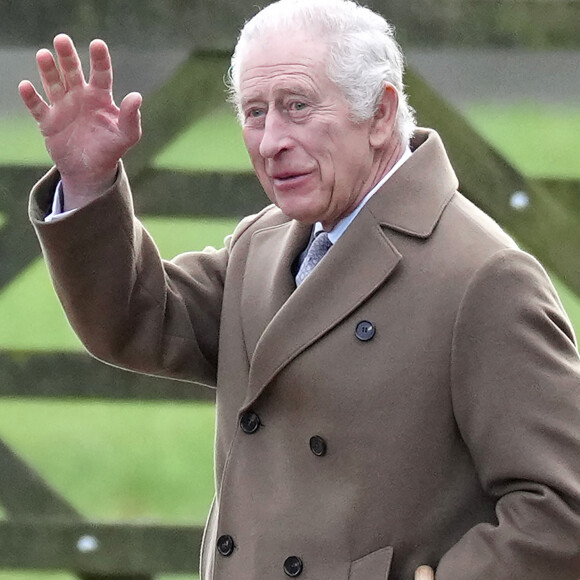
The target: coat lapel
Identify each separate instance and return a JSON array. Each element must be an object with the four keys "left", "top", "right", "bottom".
[
  {"left": 241, "top": 207, "right": 402, "bottom": 410},
  {"left": 241, "top": 219, "right": 311, "bottom": 362}
]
